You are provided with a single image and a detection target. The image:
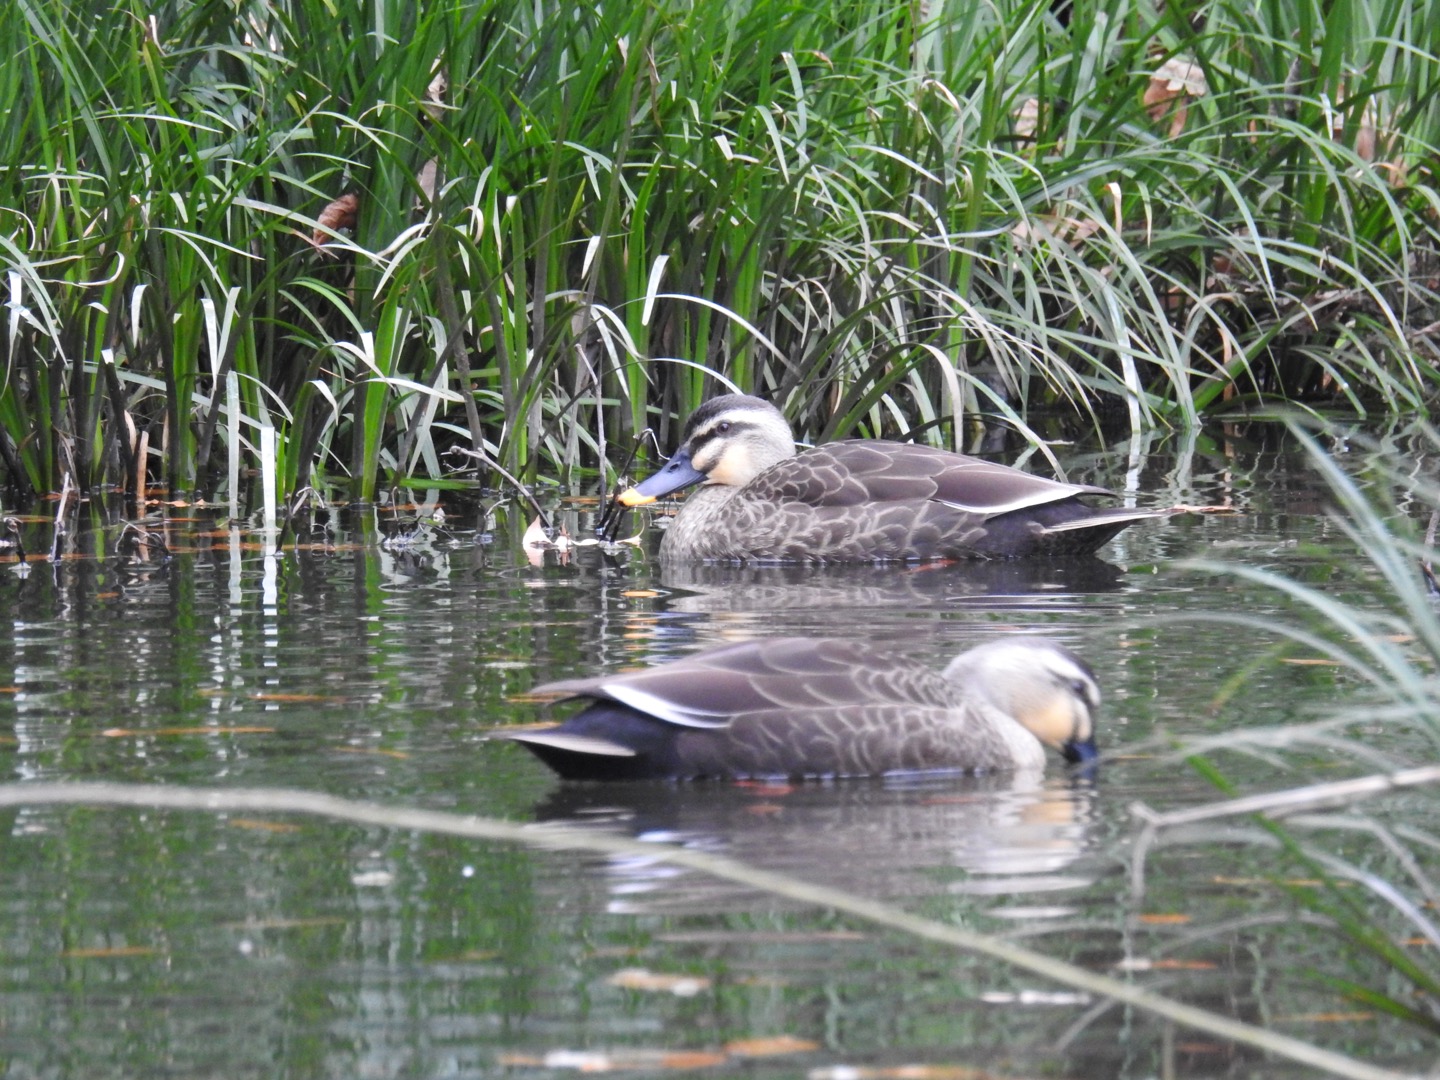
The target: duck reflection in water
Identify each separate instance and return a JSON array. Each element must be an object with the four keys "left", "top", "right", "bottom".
[
  {"left": 530, "top": 774, "right": 1098, "bottom": 917},
  {"left": 655, "top": 557, "right": 1127, "bottom": 620}
]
